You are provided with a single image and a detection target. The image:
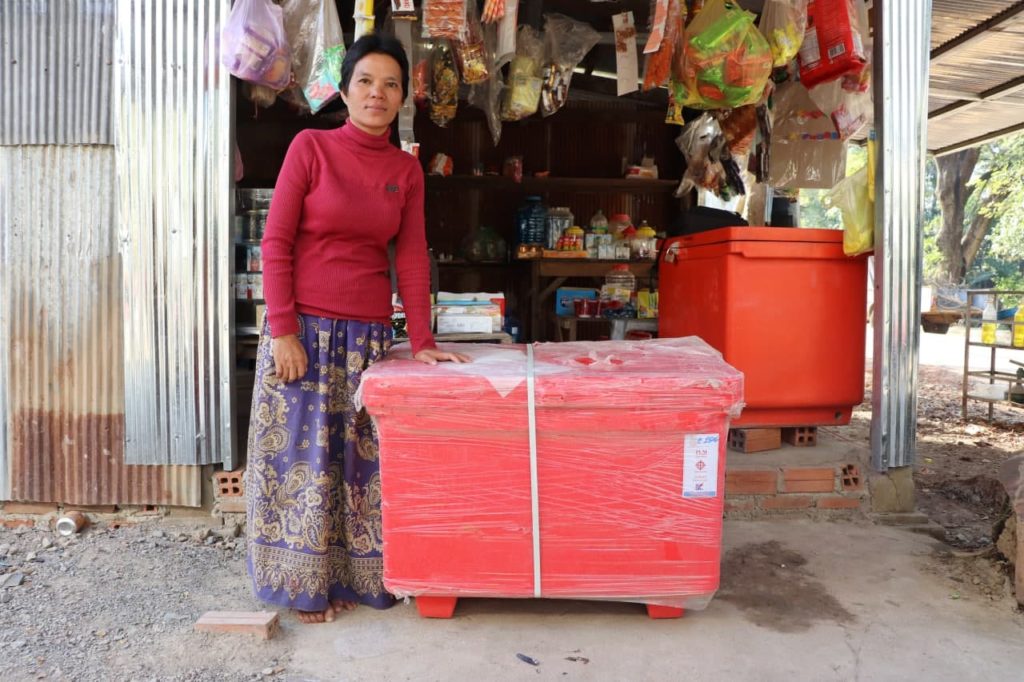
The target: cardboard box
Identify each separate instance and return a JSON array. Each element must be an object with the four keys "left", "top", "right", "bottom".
[
  {"left": 555, "top": 287, "right": 598, "bottom": 317},
  {"left": 436, "top": 314, "right": 494, "bottom": 334}
]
